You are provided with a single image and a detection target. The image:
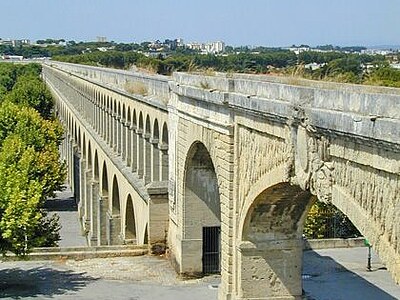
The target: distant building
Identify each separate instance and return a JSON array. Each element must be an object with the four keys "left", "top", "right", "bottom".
[
  {"left": 1, "top": 55, "right": 24, "bottom": 61},
  {"left": 288, "top": 46, "right": 310, "bottom": 55},
  {"left": 391, "top": 63, "right": 400, "bottom": 69},
  {"left": 164, "top": 39, "right": 178, "bottom": 50},
  {"left": 0, "top": 39, "right": 30, "bottom": 47},
  {"left": 96, "top": 36, "right": 108, "bottom": 43},
  {"left": 361, "top": 49, "right": 395, "bottom": 55},
  {"left": 0, "top": 39, "right": 13, "bottom": 46},
  {"left": 186, "top": 41, "right": 226, "bottom": 54}
]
